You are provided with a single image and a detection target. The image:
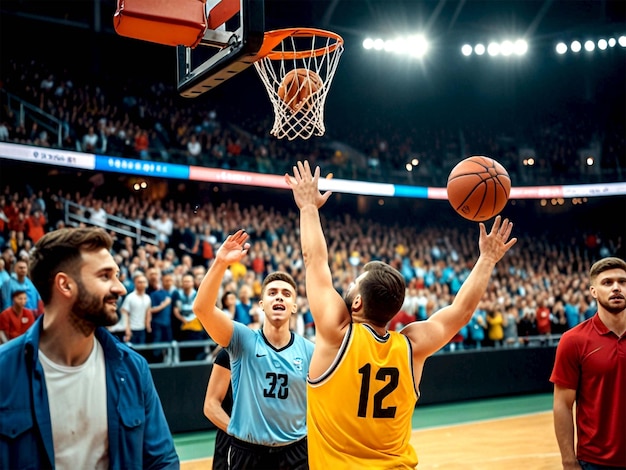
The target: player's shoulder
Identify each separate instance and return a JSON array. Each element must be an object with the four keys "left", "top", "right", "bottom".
[{"left": 562, "top": 316, "right": 594, "bottom": 336}]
